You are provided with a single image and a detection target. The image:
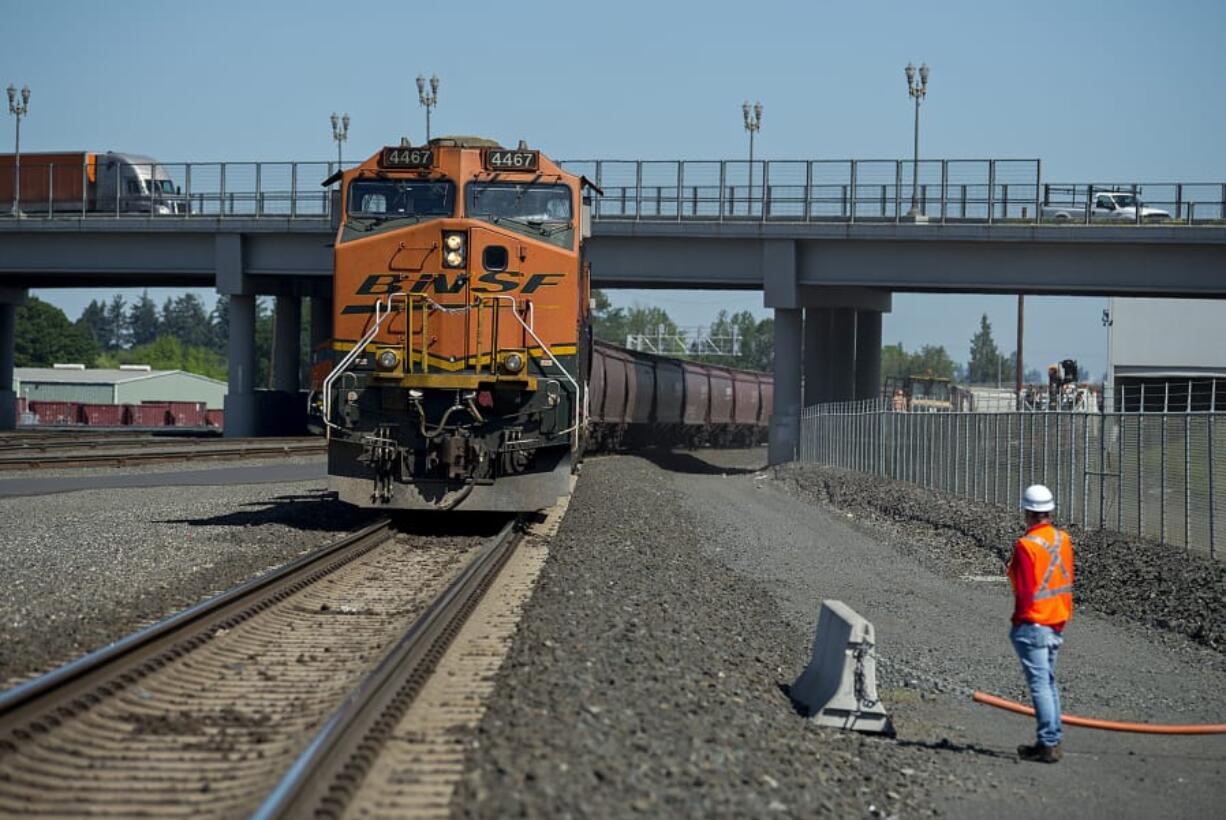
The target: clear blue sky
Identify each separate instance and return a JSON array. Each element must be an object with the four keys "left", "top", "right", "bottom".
[{"left": 8, "top": 0, "right": 1225, "bottom": 377}]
